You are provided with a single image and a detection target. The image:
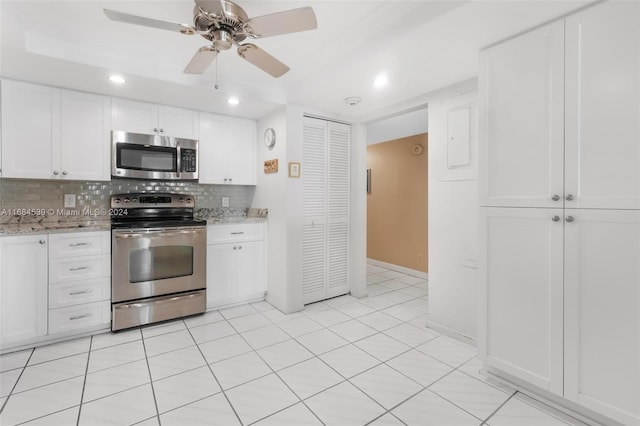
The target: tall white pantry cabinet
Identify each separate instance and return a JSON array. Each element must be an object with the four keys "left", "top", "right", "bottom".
[{"left": 479, "top": 2, "right": 639, "bottom": 426}]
